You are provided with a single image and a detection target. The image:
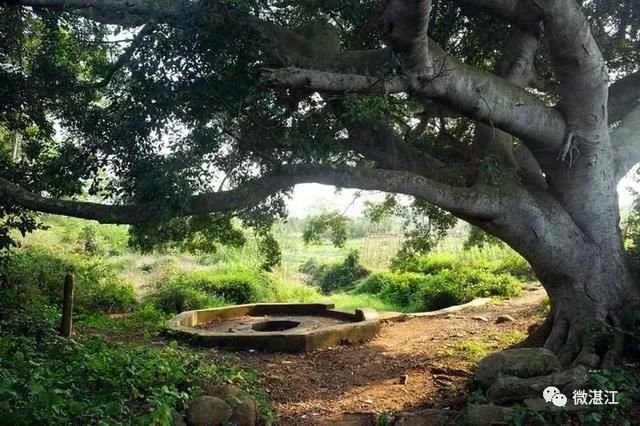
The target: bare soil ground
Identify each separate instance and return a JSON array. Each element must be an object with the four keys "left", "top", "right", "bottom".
[{"left": 219, "top": 286, "right": 548, "bottom": 425}]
